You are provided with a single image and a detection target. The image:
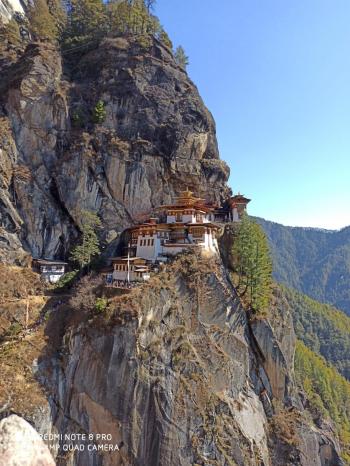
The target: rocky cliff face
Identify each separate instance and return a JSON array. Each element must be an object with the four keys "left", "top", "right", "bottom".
[
  {"left": 0, "top": 32, "right": 344, "bottom": 466},
  {"left": 34, "top": 253, "right": 342, "bottom": 466},
  {"left": 0, "top": 414, "right": 55, "bottom": 466},
  {"left": 0, "top": 38, "right": 230, "bottom": 263}
]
